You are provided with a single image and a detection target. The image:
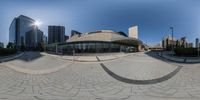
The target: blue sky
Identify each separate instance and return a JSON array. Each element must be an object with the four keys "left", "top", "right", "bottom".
[{"left": 0, "top": 0, "right": 200, "bottom": 46}]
